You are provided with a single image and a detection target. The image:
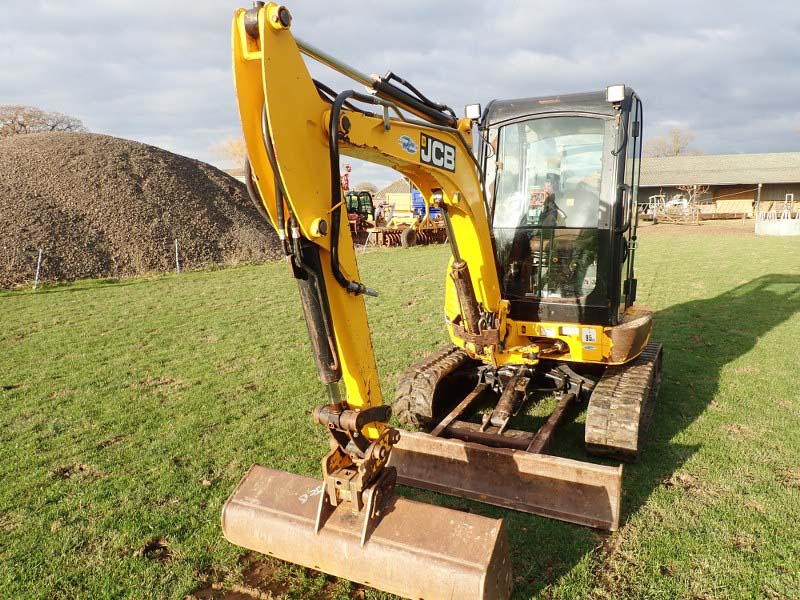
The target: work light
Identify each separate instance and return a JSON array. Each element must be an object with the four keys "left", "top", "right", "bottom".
[
  {"left": 606, "top": 84, "right": 626, "bottom": 103},
  {"left": 464, "top": 104, "right": 482, "bottom": 120}
]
